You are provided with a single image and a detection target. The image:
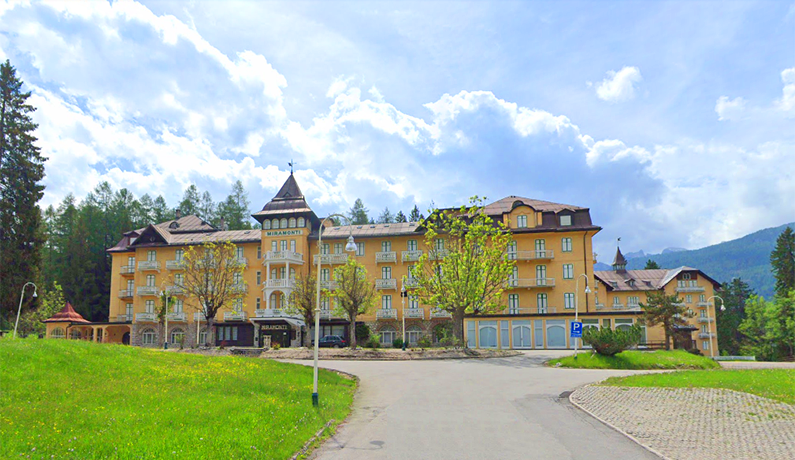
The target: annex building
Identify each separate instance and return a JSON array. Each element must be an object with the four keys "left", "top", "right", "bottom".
[{"left": 45, "top": 174, "right": 720, "bottom": 353}]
